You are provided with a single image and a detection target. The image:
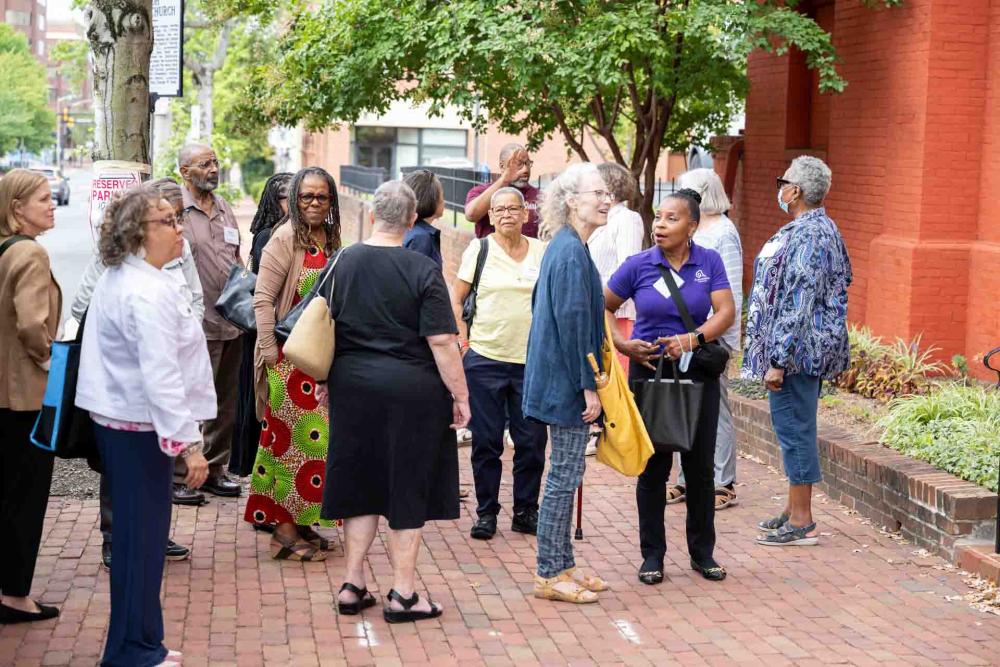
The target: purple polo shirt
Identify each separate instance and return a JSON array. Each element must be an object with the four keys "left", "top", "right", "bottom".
[
  {"left": 607, "top": 243, "right": 730, "bottom": 344},
  {"left": 465, "top": 182, "right": 540, "bottom": 238}
]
